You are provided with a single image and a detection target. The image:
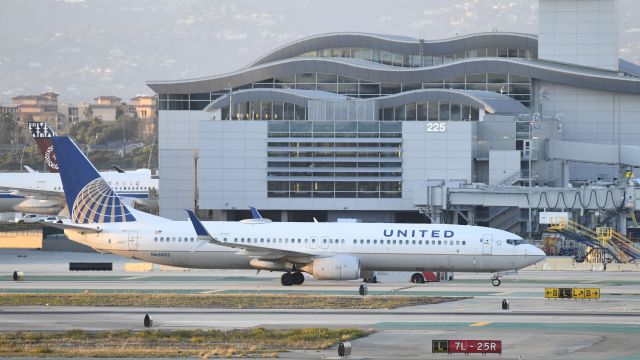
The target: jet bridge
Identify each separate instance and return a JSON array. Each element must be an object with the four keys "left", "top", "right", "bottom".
[
  {"left": 548, "top": 140, "right": 640, "bottom": 168},
  {"left": 547, "top": 140, "right": 640, "bottom": 186},
  {"left": 414, "top": 181, "right": 640, "bottom": 233},
  {"left": 419, "top": 183, "right": 633, "bottom": 211}
]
